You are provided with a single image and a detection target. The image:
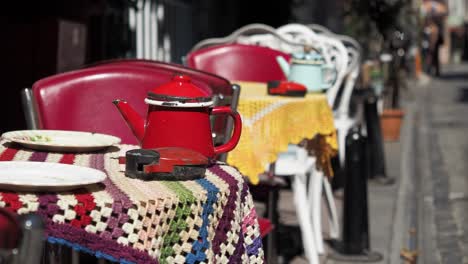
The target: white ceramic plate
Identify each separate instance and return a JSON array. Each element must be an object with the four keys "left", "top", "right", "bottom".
[
  {"left": 0, "top": 161, "right": 107, "bottom": 191},
  {"left": 2, "top": 130, "right": 121, "bottom": 152}
]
